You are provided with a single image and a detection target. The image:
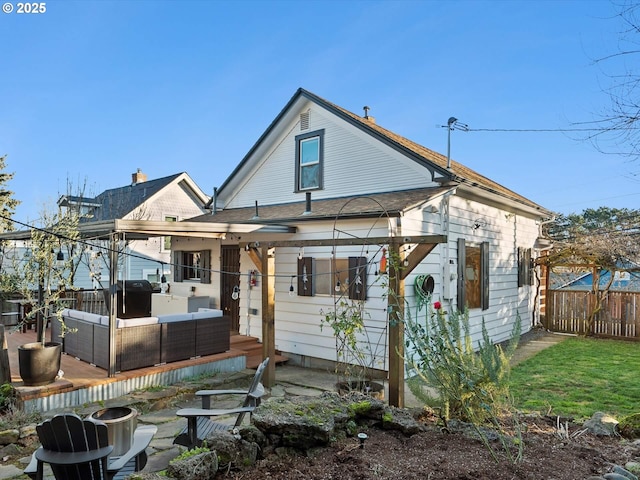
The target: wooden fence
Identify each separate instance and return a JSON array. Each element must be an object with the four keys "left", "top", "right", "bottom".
[
  {"left": 73, "top": 289, "right": 108, "bottom": 315},
  {"left": 545, "top": 289, "right": 640, "bottom": 340}
]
